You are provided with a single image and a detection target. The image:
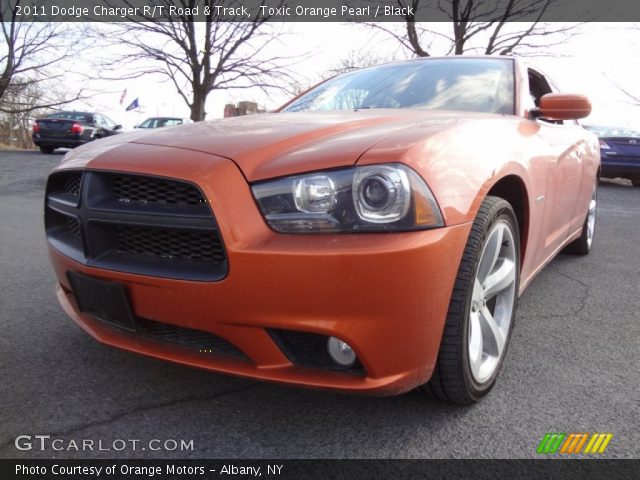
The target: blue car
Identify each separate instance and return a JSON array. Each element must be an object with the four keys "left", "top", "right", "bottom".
[{"left": 585, "top": 125, "right": 640, "bottom": 187}]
